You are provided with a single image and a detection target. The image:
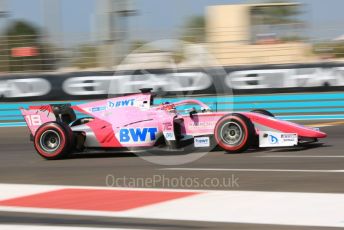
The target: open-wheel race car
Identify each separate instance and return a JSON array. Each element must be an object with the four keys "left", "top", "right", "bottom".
[{"left": 20, "top": 89, "right": 327, "bottom": 159}]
